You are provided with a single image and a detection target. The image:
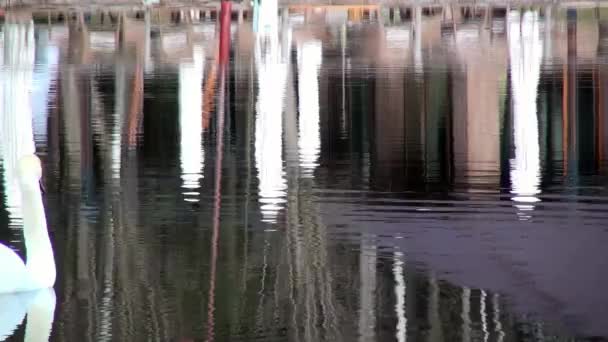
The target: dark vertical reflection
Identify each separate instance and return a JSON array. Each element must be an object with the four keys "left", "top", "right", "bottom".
[
  {"left": 565, "top": 9, "right": 578, "bottom": 177},
  {"left": 598, "top": 13, "right": 608, "bottom": 173}
]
